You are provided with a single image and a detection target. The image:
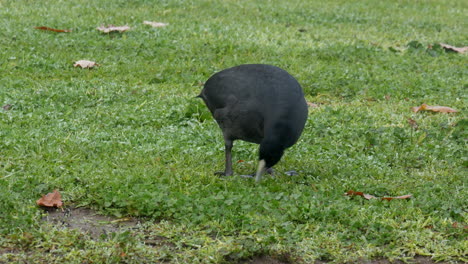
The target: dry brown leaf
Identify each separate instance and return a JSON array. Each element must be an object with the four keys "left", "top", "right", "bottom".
[
  {"left": 363, "top": 193, "right": 377, "bottom": 200},
  {"left": 96, "top": 25, "right": 130, "bottom": 33},
  {"left": 440, "top": 43, "right": 468, "bottom": 54},
  {"left": 345, "top": 190, "right": 412, "bottom": 201},
  {"left": 143, "top": 21, "right": 169, "bottom": 28},
  {"left": 345, "top": 190, "right": 365, "bottom": 197},
  {"left": 407, "top": 118, "right": 418, "bottom": 130},
  {"left": 2, "top": 104, "right": 12, "bottom": 111},
  {"left": 411, "top": 103, "right": 458, "bottom": 113},
  {"left": 73, "top": 60, "right": 99, "bottom": 69},
  {"left": 411, "top": 106, "right": 420, "bottom": 113},
  {"left": 307, "top": 102, "right": 319, "bottom": 108},
  {"left": 36, "top": 189, "right": 63, "bottom": 208},
  {"left": 35, "top": 26, "right": 71, "bottom": 33},
  {"left": 381, "top": 194, "right": 413, "bottom": 201}
]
